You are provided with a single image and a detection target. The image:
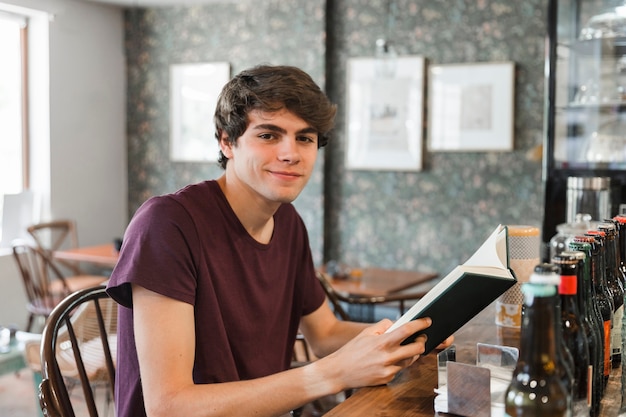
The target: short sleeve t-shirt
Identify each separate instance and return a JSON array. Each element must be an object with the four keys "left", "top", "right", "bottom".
[{"left": 106, "top": 180, "right": 326, "bottom": 417}]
